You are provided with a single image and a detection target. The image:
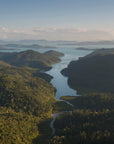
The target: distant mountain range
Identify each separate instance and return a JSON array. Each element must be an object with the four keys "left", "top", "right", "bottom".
[
  {"left": 4, "top": 44, "right": 57, "bottom": 49},
  {"left": 61, "top": 40, "right": 114, "bottom": 46},
  {"left": 1, "top": 39, "right": 114, "bottom": 46}
]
